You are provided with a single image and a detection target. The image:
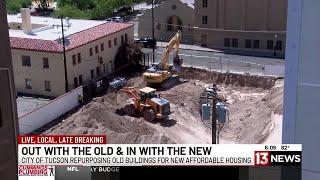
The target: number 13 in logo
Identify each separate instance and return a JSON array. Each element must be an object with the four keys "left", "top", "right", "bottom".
[{"left": 254, "top": 151, "right": 271, "bottom": 166}]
